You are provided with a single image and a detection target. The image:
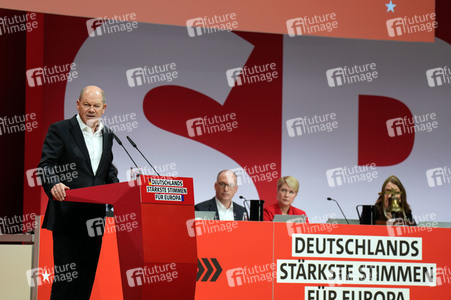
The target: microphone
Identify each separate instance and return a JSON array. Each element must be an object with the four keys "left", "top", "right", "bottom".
[
  {"left": 126, "top": 136, "right": 161, "bottom": 176},
  {"left": 327, "top": 197, "right": 349, "bottom": 224},
  {"left": 239, "top": 195, "right": 248, "bottom": 207},
  {"left": 113, "top": 134, "right": 139, "bottom": 169},
  {"left": 239, "top": 196, "right": 249, "bottom": 221}
]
